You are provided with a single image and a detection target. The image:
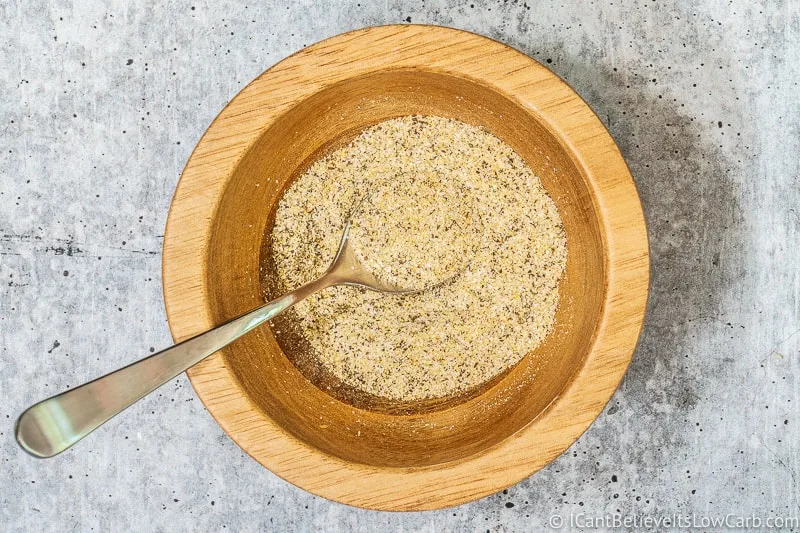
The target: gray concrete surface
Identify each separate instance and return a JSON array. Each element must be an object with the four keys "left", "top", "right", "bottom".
[{"left": 1, "top": 0, "right": 799, "bottom": 531}]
